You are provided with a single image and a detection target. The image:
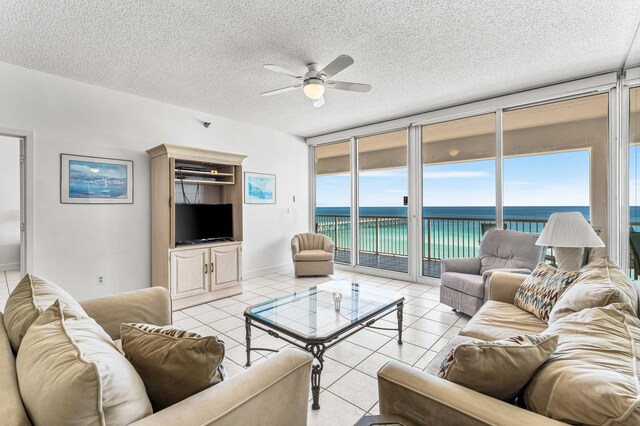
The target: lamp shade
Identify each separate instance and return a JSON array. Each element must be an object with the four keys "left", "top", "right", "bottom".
[{"left": 535, "top": 212, "right": 604, "bottom": 248}]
